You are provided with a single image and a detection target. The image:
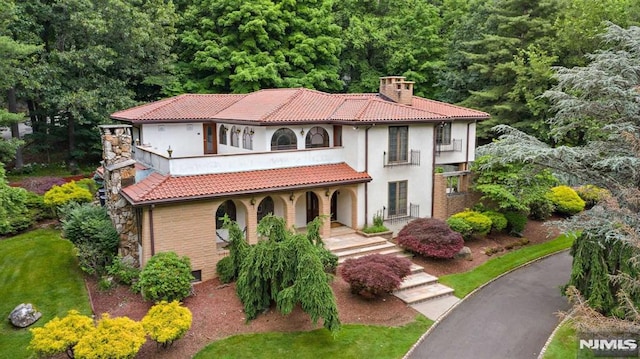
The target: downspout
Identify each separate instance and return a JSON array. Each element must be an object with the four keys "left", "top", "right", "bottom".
[
  {"left": 465, "top": 122, "right": 471, "bottom": 169},
  {"left": 149, "top": 205, "right": 155, "bottom": 256},
  {"left": 431, "top": 123, "right": 439, "bottom": 217},
  {"left": 364, "top": 125, "right": 373, "bottom": 227}
]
